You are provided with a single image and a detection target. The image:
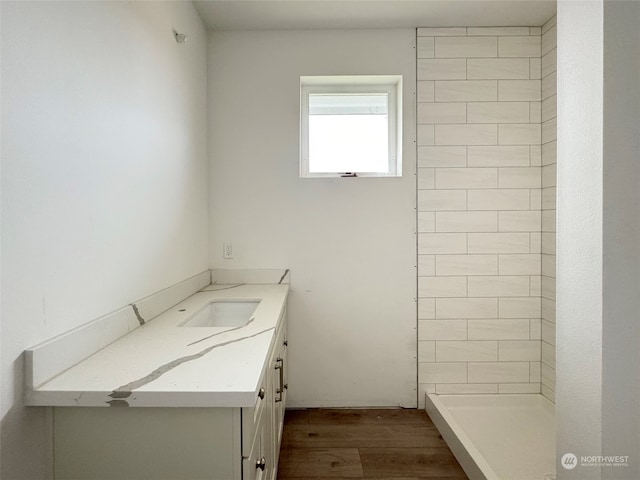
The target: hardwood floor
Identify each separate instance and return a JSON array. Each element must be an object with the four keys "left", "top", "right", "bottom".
[{"left": 276, "top": 408, "right": 469, "bottom": 480}]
